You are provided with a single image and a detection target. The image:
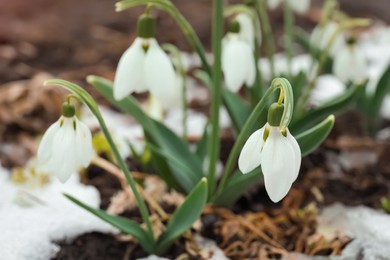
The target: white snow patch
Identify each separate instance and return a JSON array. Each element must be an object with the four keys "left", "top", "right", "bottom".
[
  {"left": 310, "top": 75, "right": 346, "bottom": 106},
  {"left": 319, "top": 203, "right": 390, "bottom": 260},
  {"left": 0, "top": 167, "right": 116, "bottom": 260}
]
